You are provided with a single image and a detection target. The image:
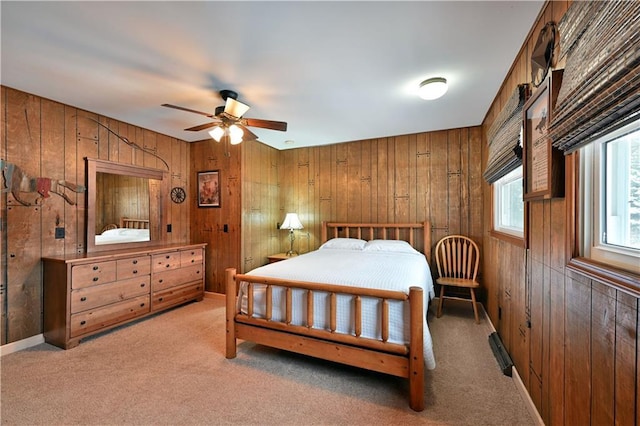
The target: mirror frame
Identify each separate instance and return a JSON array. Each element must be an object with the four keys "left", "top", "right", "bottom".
[{"left": 86, "top": 158, "right": 168, "bottom": 253}]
